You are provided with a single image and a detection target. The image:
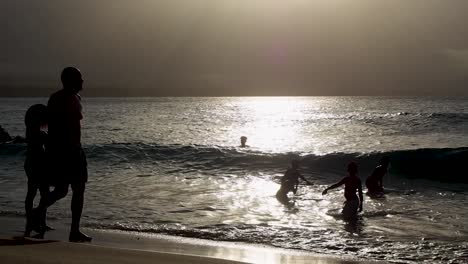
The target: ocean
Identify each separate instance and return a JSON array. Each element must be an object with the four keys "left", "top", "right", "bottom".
[{"left": 0, "top": 97, "right": 467, "bottom": 263}]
